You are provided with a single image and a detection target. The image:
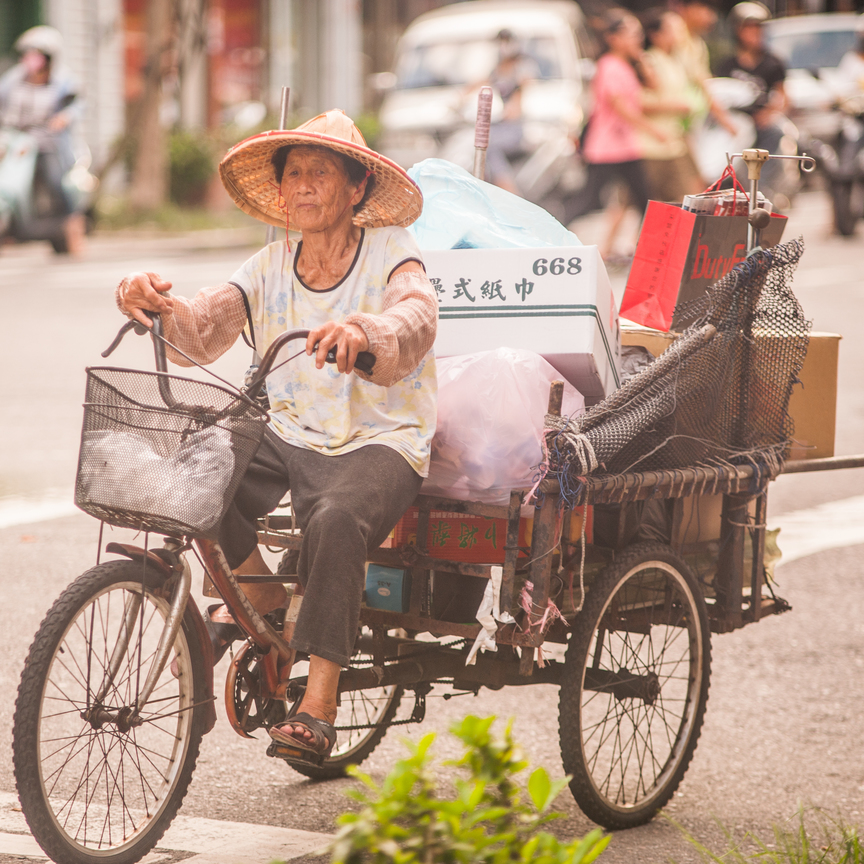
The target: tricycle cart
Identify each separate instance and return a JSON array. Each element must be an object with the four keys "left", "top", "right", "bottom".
[{"left": 10, "top": 145, "right": 857, "bottom": 863}]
